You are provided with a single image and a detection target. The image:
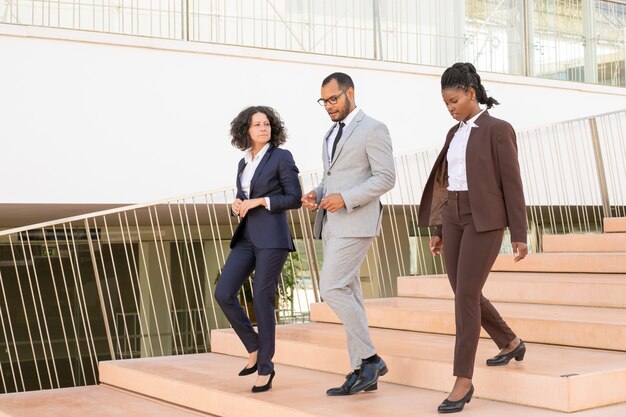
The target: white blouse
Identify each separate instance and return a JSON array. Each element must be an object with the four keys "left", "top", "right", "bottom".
[{"left": 447, "top": 109, "right": 485, "bottom": 191}]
